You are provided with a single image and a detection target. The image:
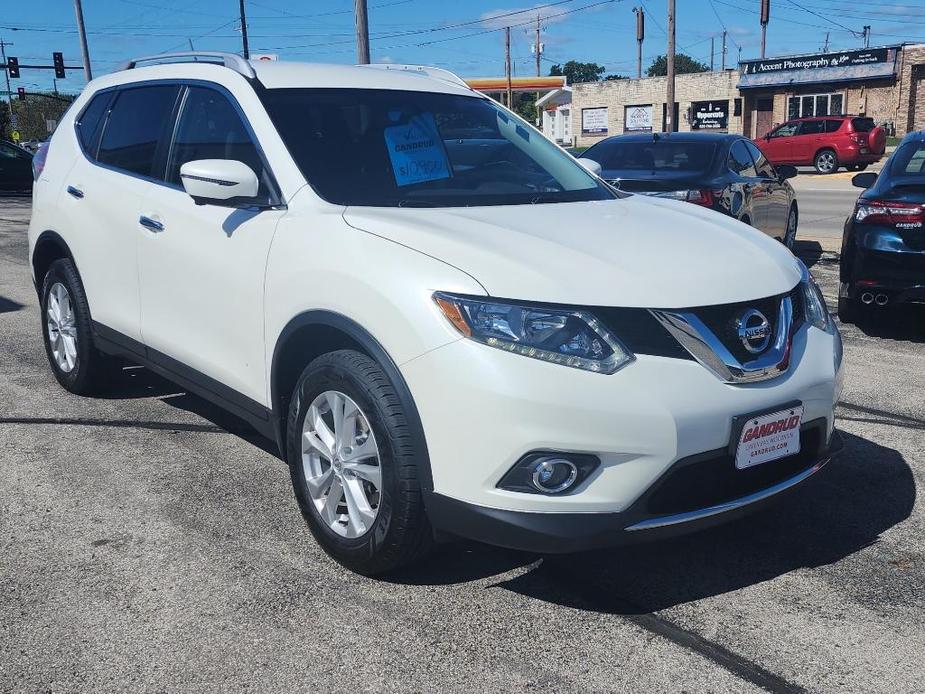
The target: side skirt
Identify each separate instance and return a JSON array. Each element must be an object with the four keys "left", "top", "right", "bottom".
[{"left": 91, "top": 321, "right": 283, "bottom": 456}]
